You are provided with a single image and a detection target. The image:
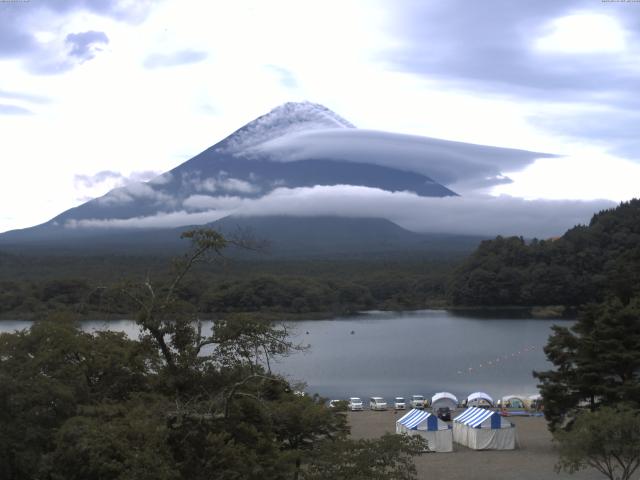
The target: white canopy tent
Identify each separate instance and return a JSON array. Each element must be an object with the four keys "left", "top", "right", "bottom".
[
  {"left": 500, "top": 395, "right": 526, "bottom": 409},
  {"left": 466, "top": 391, "right": 494, "bottom": 407},
  {"left": 396, "top": 409, "right": 453, "bottom": 452},
  {"left": 431, "top": 392, "right": 458, "bottom": 411},
  {"left": 453, "top": 407, "right": 517, "bottom": 450}
]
